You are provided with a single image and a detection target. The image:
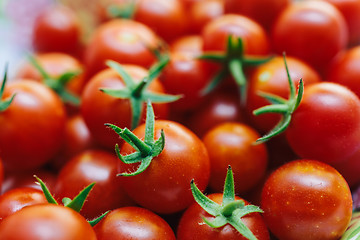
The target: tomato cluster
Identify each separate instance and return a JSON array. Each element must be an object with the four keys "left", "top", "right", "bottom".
[{"left": 1, "top": 0, "right": 360, "bottom": 239}]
